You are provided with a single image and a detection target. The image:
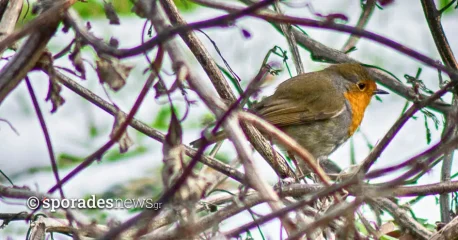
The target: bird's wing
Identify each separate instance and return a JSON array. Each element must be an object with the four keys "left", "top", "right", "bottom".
[{"left": 252, "top": 72, "right": 346, "bottom": 127}]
